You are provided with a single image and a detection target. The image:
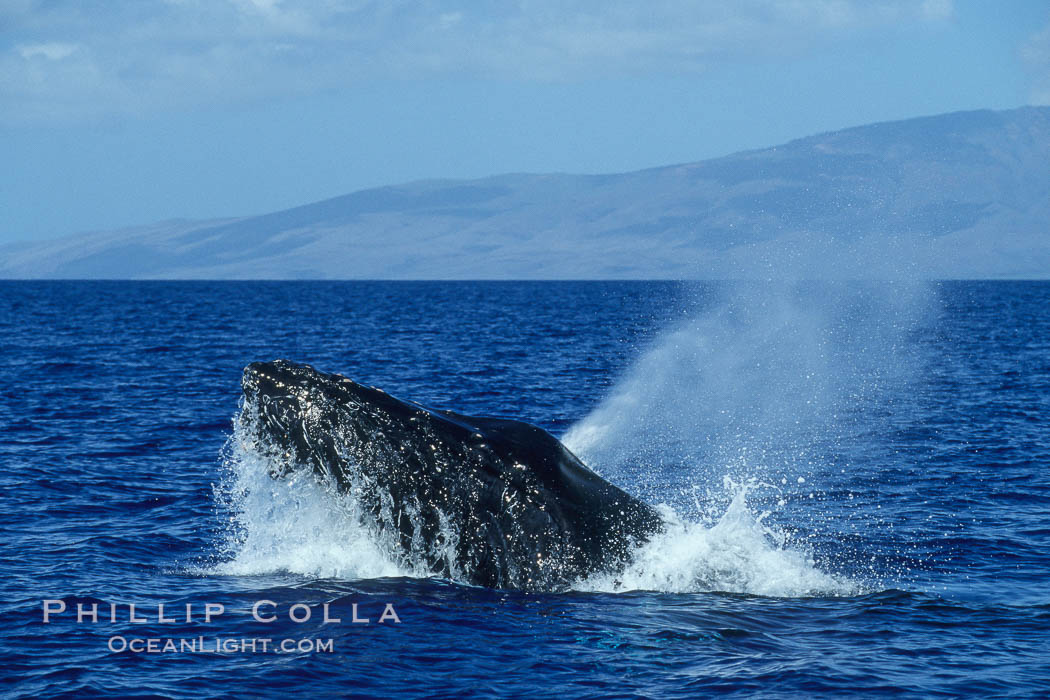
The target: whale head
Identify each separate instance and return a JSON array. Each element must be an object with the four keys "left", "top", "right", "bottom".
[
  {"left": 237, "top": 359, "right": 662, "bottom": 590},
  {"left": 240, "top": 359, "right": 405, "bottom": 481}
]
